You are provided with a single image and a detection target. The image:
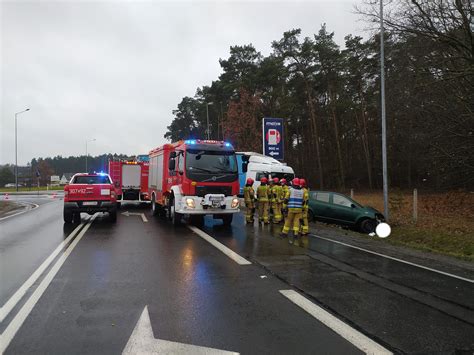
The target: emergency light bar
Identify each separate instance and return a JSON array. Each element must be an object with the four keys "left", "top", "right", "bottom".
[{"left": 184, "top": 139, "right": 233, "bottom": 148}]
